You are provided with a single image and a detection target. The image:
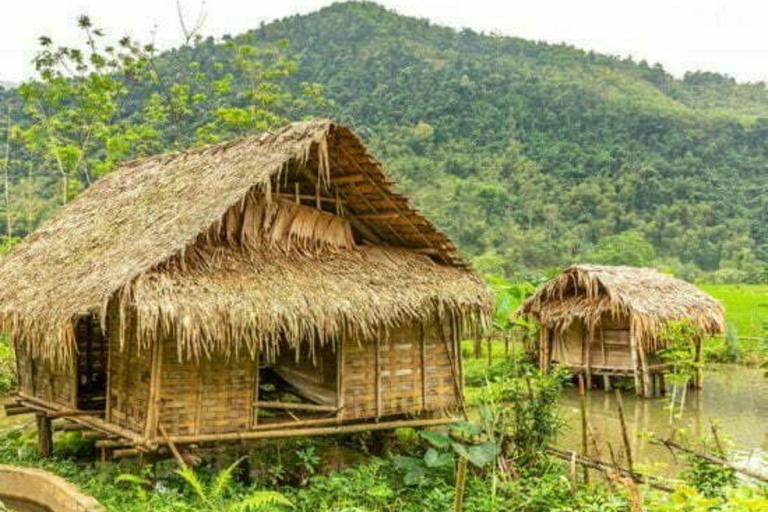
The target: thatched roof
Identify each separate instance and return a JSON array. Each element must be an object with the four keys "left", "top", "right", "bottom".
[
  {"left": 0, "top": 120, "right": 490, "bottom": 362},
  {"left": 520, "top": 265, "right": 725, "bottom": 350}
]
